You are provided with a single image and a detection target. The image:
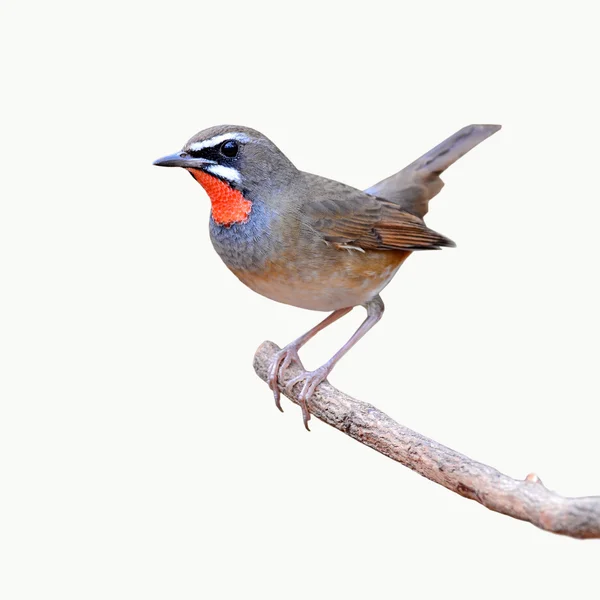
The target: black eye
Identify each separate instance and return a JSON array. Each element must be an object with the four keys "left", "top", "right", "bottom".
[{"left": 220, "top": 140, "right": 239, "bottom": 158}]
